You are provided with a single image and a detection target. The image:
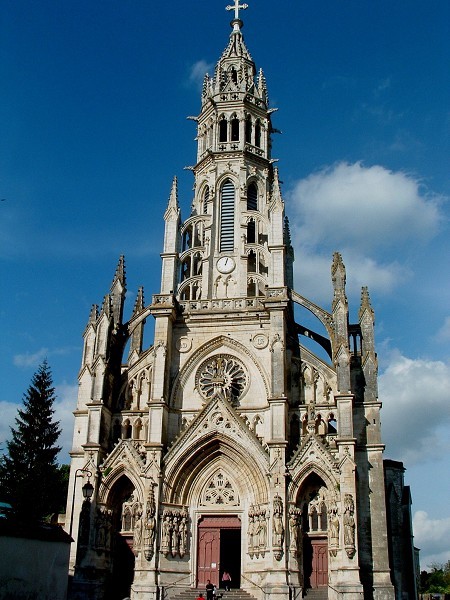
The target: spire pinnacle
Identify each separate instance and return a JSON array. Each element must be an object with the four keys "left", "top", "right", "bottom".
[
  {"left": 226, "top": 0, "right": 248, "bottom": 32},
  {"left": 111, "top": 255, "right": 126, "bottom": 290}
]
